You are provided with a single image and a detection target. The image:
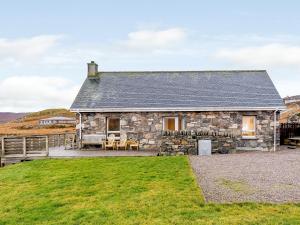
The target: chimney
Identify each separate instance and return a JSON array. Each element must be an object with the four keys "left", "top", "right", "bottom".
[{"left": 87, "top": 61, "right": 98, "bottom": 78}]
